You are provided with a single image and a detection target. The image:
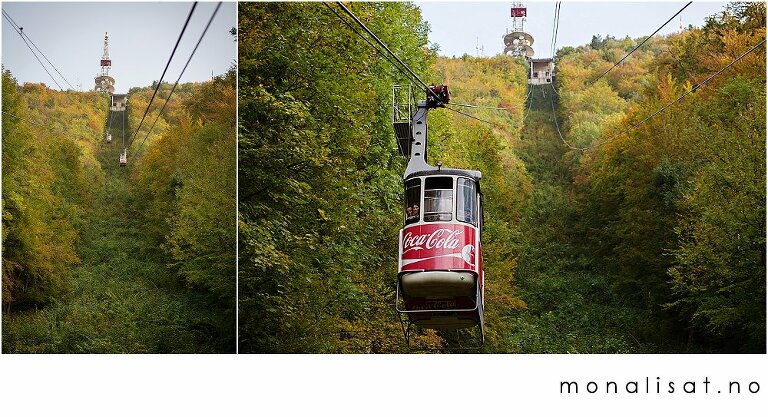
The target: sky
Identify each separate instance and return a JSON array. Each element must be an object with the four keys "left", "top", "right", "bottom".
[
  {"left": 416, "top": 1, "right": 730, "bottom": 59},
  {"left": 1, "top": 1, "right": 236, "bottom": 93},
  {"left": 0, "top": 1, "right": 732, "bottom": 91}
]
